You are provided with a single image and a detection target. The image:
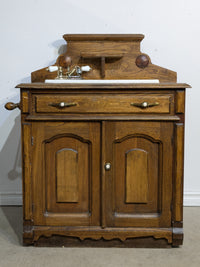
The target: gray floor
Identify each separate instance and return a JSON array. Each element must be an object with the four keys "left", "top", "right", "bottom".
[{"left": 0, "top": 207, "right": 200, "bottom": 267}]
